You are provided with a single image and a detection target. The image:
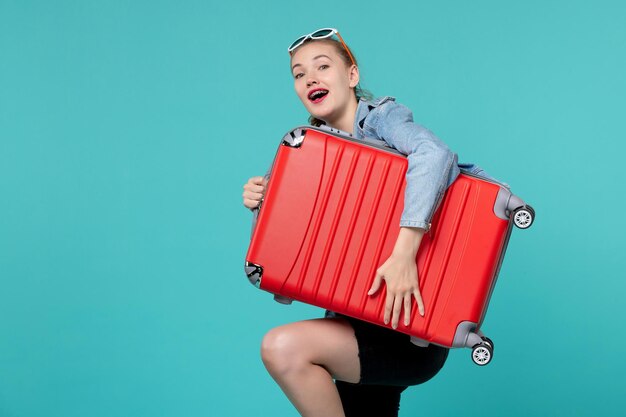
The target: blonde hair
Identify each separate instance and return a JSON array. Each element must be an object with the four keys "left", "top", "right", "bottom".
[{"left": 290, "top": 38, "right": 373, "bottom": 127}]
